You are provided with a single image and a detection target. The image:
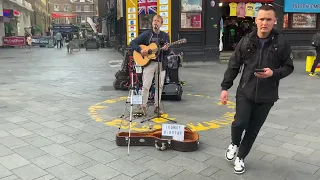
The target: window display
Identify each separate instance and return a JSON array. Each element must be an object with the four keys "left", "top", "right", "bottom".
[
  {"left": 292, "top": 13, "right": 317, "bottom": 28},
  {"left": 180, "top": 0, "right": 203, "bottom": 29}
]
